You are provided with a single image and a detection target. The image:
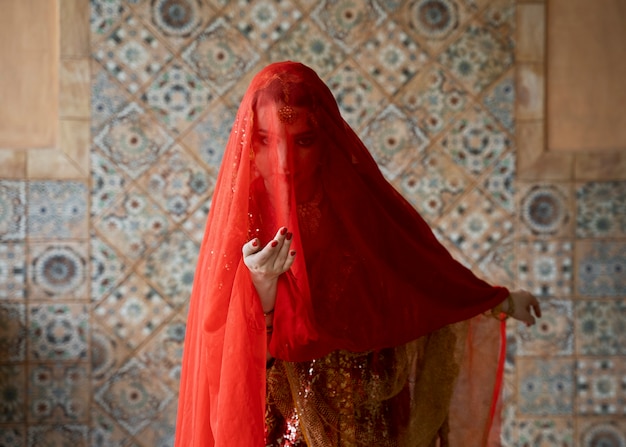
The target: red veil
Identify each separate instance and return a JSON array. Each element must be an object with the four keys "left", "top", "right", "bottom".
[{"left": 175, "top": 61, "right": 508, "bottom": 446}]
